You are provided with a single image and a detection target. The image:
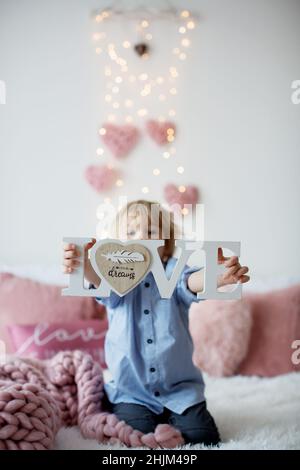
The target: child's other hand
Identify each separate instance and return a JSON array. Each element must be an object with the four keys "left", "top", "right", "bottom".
[
  {"left": 62, "top": 239, "right": 96, "bottom": 274},
  {"left": 217, "top": 248, "right": 250, "bottom": 287}
]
